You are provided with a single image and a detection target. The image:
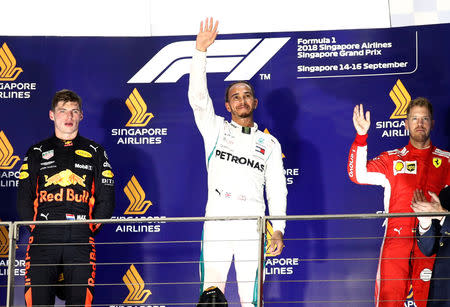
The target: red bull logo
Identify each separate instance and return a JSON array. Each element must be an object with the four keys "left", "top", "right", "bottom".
[
  {"left": 39, "top": 188, "right": 90, "bottom": 204},
  {"left": 44, "top": 169, "right": 86, "bottom": 187}
]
